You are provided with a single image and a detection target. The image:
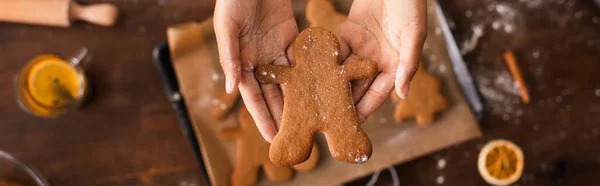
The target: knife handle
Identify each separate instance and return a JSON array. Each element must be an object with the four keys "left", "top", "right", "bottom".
[{"left": 69, "top": 1, "right": 118, "bottom": 27}]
